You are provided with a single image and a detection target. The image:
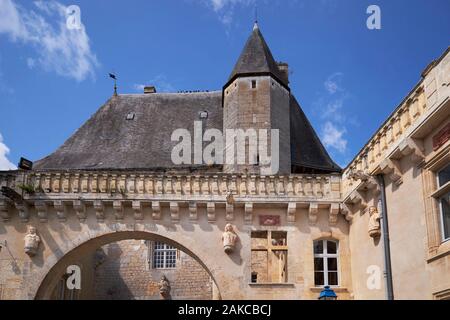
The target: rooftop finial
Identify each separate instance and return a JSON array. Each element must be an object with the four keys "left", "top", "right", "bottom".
[{"left": 253, "top": 4, "right": 258, "bottom": 30}]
